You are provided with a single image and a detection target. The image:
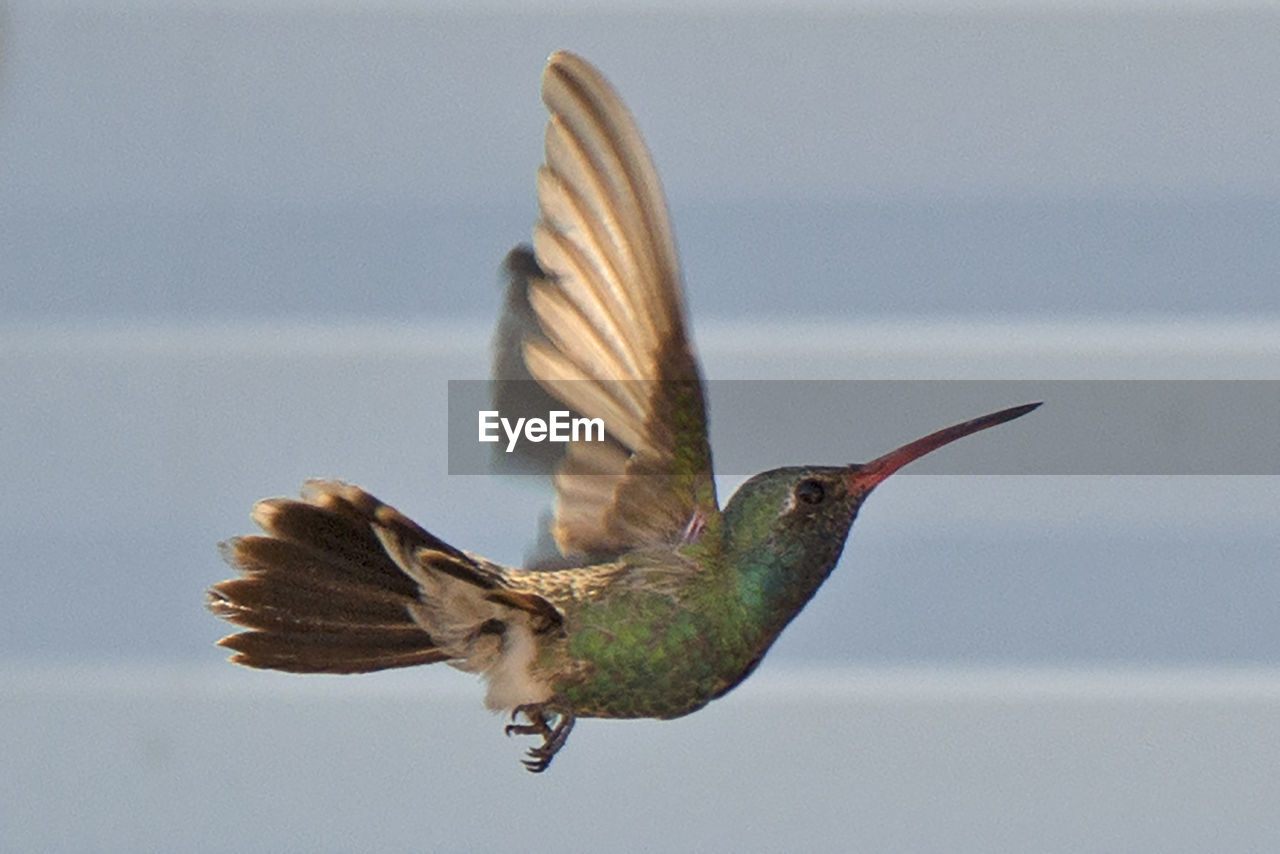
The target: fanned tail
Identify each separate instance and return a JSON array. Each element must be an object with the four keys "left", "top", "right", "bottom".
[{"left": 207, "top": 480, "right": 455, "bottom": 674}]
